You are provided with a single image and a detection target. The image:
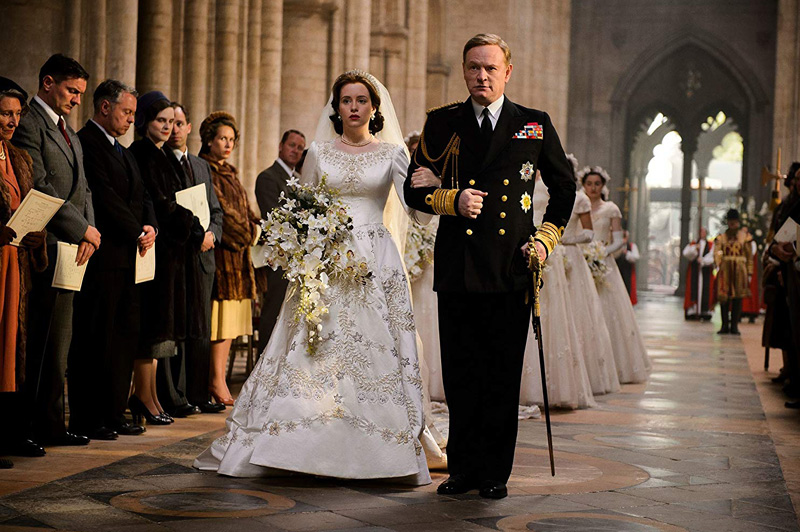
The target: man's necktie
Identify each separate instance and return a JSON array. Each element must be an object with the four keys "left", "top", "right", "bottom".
[
  {"left": 58, "top": 117, "right": 73, "bottom": 148},
  {"left": 114, "top": 140, "right": 122, "bottom": 154},
  {"left": 480, "top": 107, "right": 493, "bottom": 145},
  {"left": 181, "top": 155, "right": 194, "bottom": 185}
]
